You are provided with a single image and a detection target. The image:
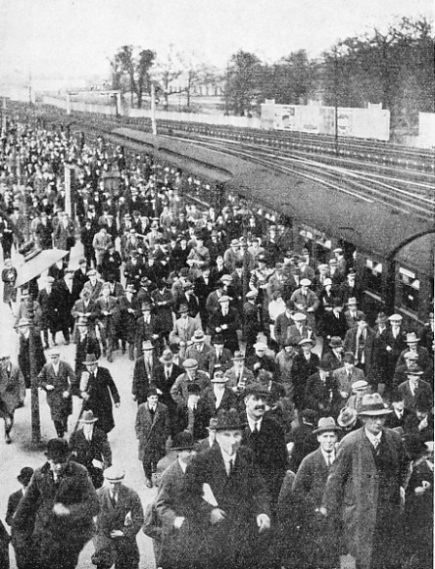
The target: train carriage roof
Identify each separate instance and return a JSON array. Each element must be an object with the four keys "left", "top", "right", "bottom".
[{"left": 112, "top": 127, "right": 434, "bottom": 267}]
